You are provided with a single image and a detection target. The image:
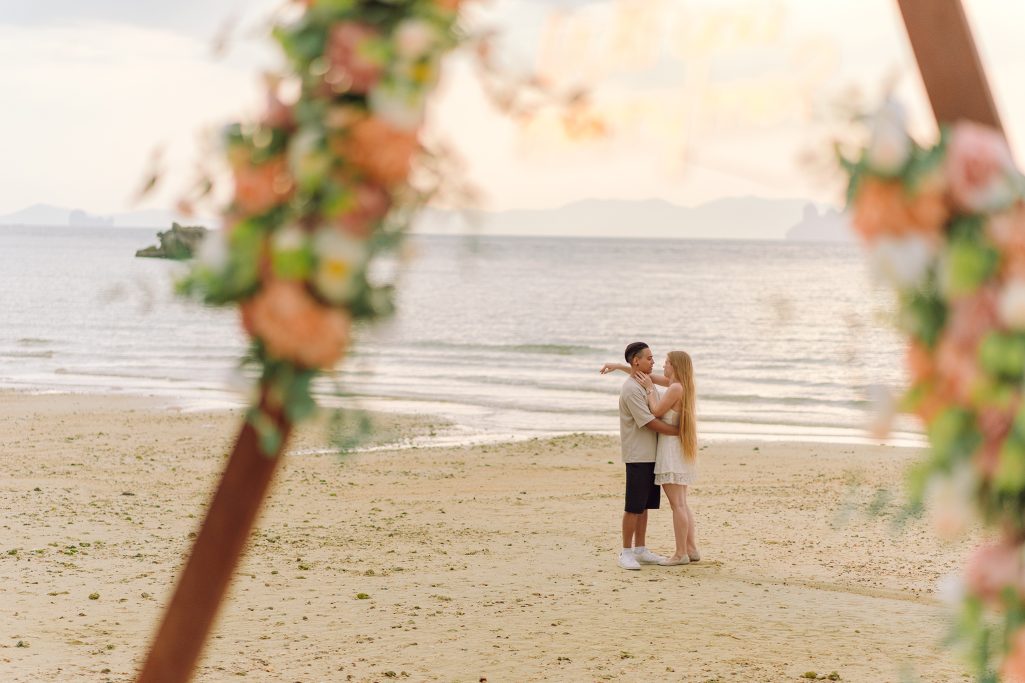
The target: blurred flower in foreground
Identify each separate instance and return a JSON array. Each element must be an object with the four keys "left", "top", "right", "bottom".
[{"left": 841, "top": 100, "right": 1025, "bottom": 678}]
